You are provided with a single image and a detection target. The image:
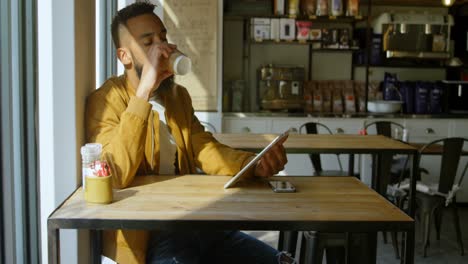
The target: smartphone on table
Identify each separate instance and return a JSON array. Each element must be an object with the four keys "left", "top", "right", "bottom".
[{"left": 269, "top": 180, "right": 296, "bottom": 193}]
